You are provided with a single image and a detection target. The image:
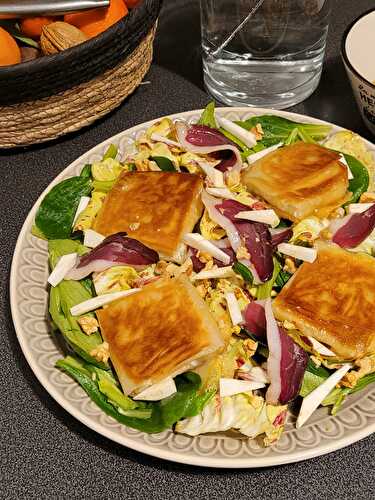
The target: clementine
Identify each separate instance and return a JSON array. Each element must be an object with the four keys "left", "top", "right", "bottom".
[
  {"left": 64, "top": 0, "right": 128, "bottom": 39},
  {"left": 0, "top": 27, "right": 21, "bottom": 66}
]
